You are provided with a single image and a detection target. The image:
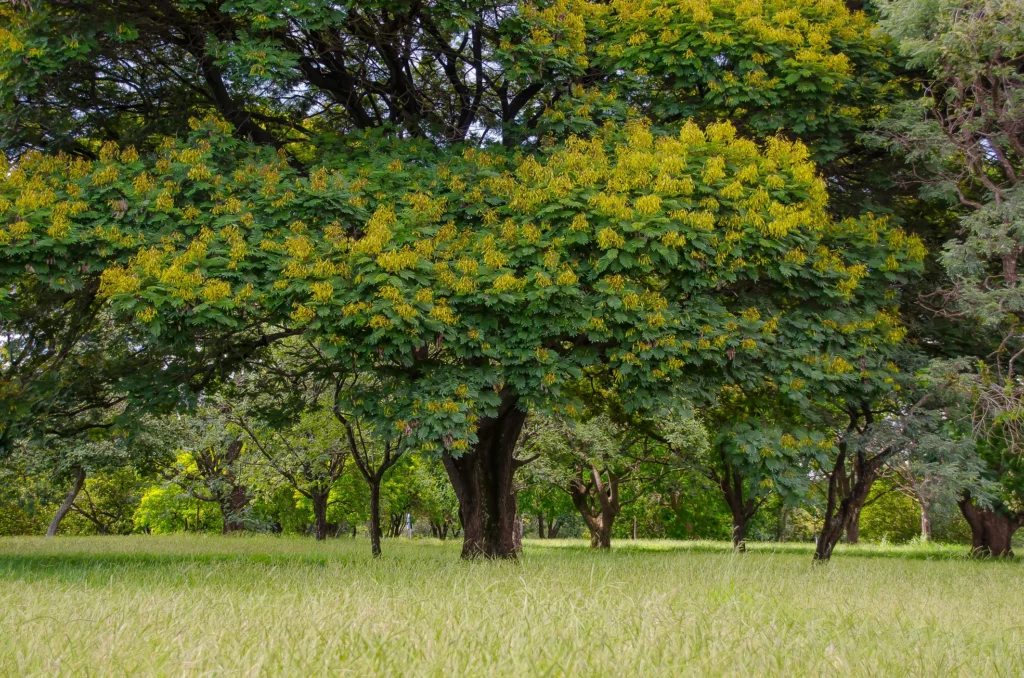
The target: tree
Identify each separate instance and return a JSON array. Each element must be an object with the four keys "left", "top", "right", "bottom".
[
  {"left": 662, "top": 390, "right": 828, "bottom": 550},
  {"left": 516, "top": 419, "right": 577, "bottom": 540},
  {"left": 2, "top": 1, "right": 925, "bottom": 560},
  {"left": 520, "top": 411, "right": 686, "bottom": 549},
  {"left": 885, "top": 419, "right": 983, "bottom": 541},
  {"left": 874, "top": 0, "right": 1024, "bottom": 553},
  {"left": 231, "top": 405, "right": 350, "bottom": 540},
  {"left": 161, "top": 410, "right": 251, "bottom": 533}
]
